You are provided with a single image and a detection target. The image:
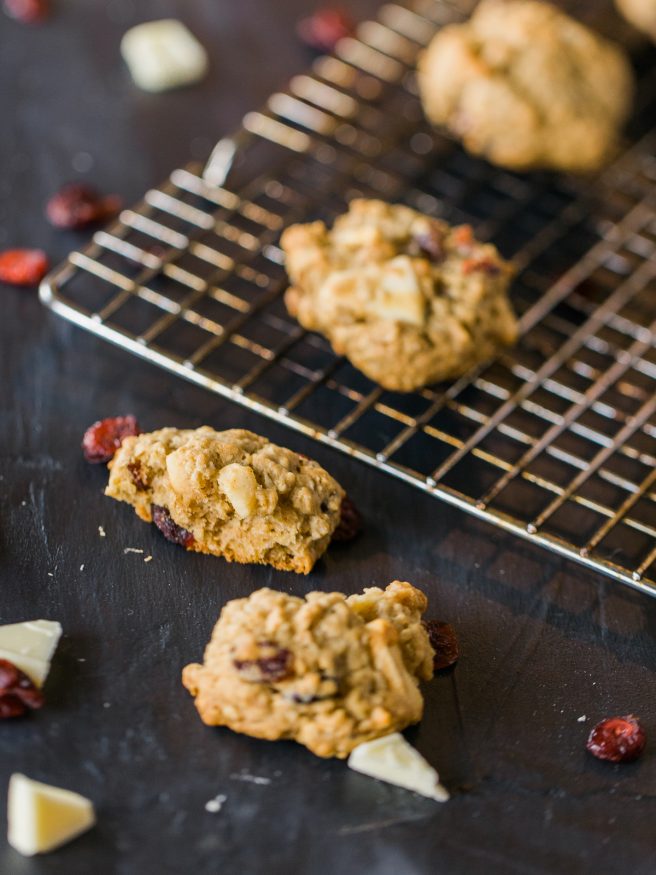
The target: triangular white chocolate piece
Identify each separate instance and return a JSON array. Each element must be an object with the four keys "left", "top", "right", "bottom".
[
  {"left": 348, "top": 733, "right": 449, "bottom": 802},
  {"left": 7, "top": 773, "right": 96, "bottom": 856},
  {"left": 0, "top": 620, "right": 62, "bottom": 687}
]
